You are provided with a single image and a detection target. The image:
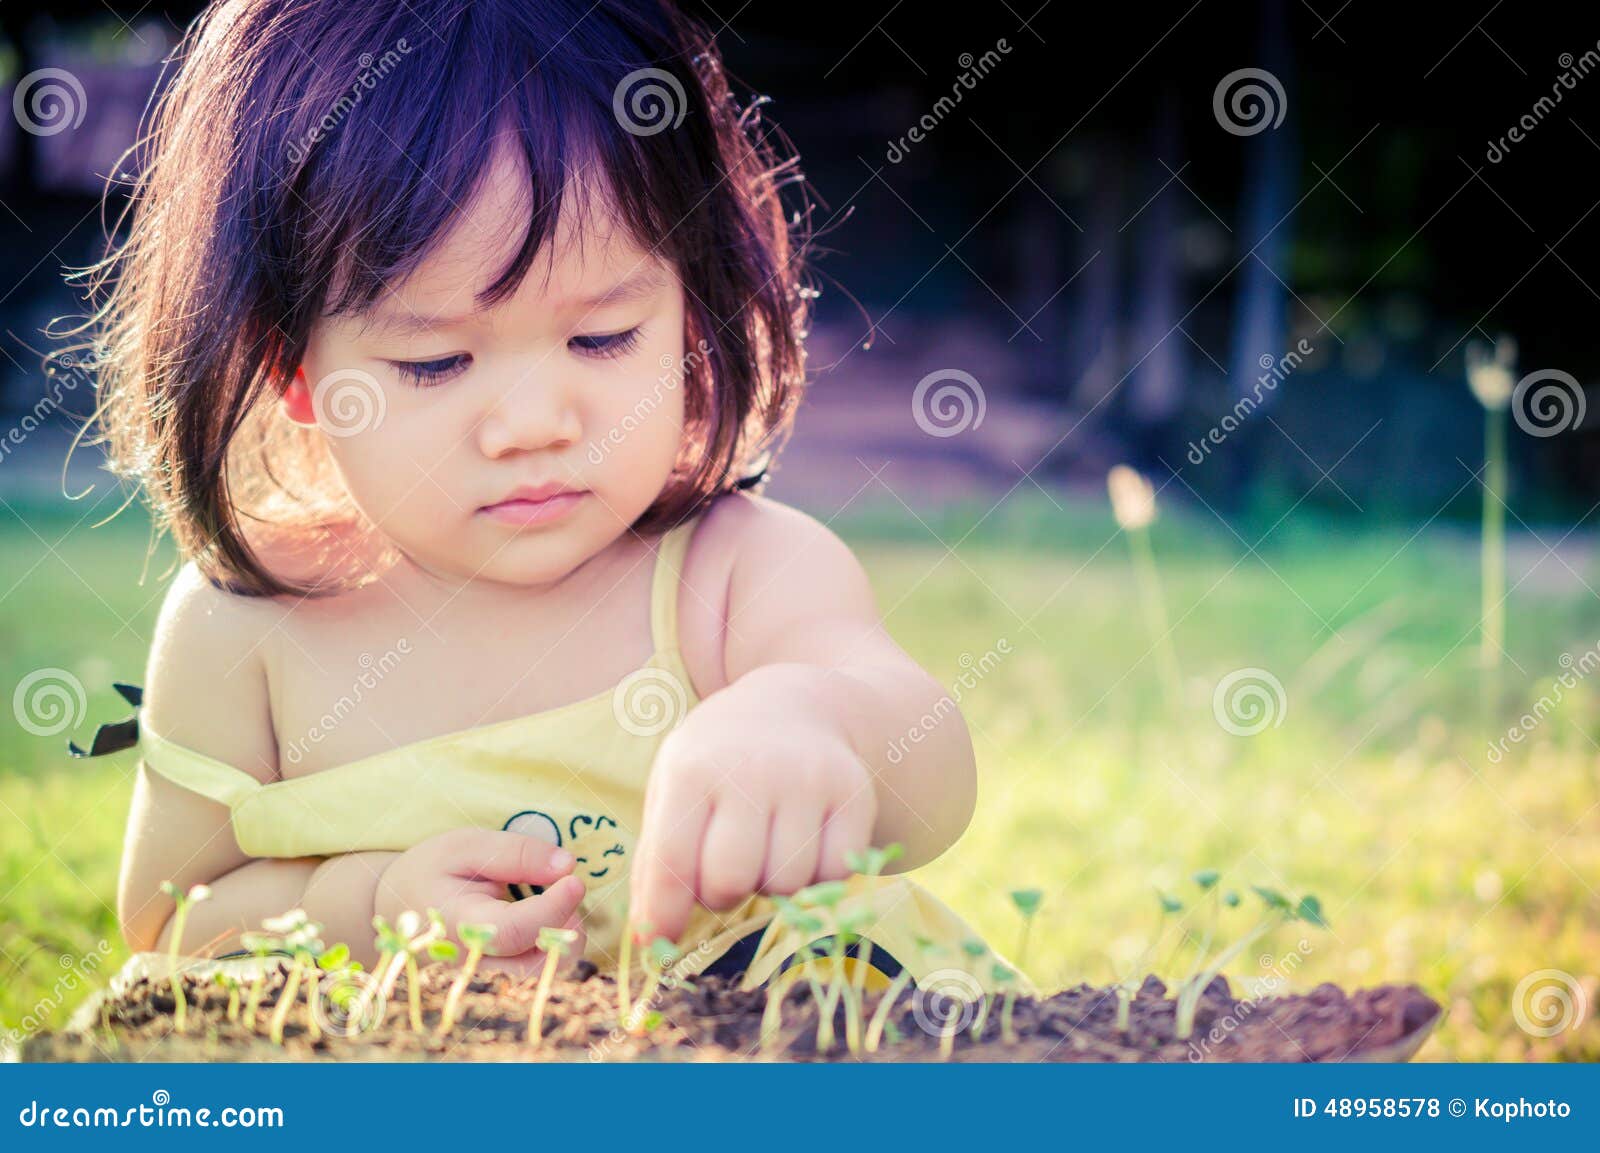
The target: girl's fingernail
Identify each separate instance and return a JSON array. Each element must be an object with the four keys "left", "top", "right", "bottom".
[{"left": 551, "top": 850, "right": 574, "bottom": 869}]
